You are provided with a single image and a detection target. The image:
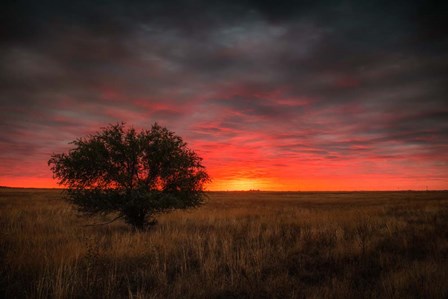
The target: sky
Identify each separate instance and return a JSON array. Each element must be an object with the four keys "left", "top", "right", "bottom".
[{"left": 1, "top": 0, "right": 447, "bottom": 191}]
